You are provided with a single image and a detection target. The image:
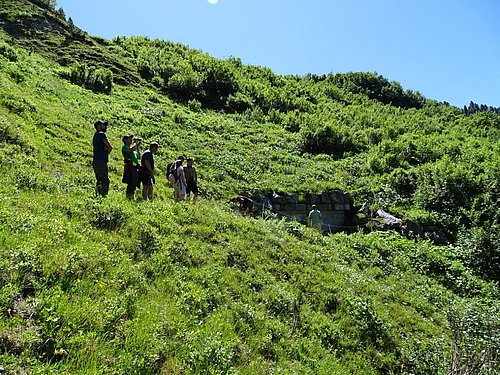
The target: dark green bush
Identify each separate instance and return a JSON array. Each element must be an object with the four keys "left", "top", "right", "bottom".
[
  {"left": 226, "top": 91, "right": 253, "bottom": 113},
  {"left": 299, "top": 123, "right": 363, "bottom": 157},
  {"left": 0, "top": 42, "right": 18, "bottom": 62},
  {"left": 413, "top": 159, "right": 481, "bottom": 220},
  {"left": 457, "top": 228, "right": 500, "bottom": 282},
  {"left": 88, "top": 202, "right": 126, "bottom": 230},
  {"left": 191, "top": 57, "right": 239, "bottom": 108},
  {"left": 328, "top": 72, "right": 425, "bottom": 109},
  {"left": 0, "top": 119, "right": 21, "bottom": 144},
  {"left": 63, "top": 63, "right": 113, "bottom": 94},
  {"left": 164, "top": 69, "right": 203, "bottom": 100}
]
